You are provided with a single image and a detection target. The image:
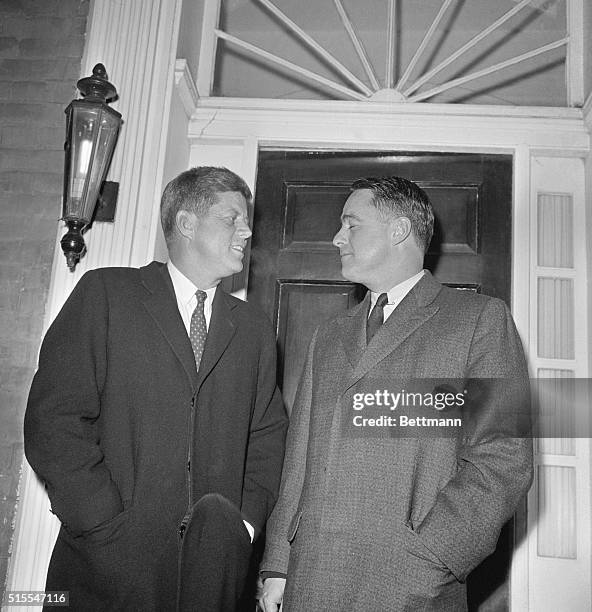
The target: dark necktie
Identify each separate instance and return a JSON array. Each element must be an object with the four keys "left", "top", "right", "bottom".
[
  {"left": 190, "top": 290, "right": 207, "bottom": 370},
  {"left": 366, "top": 293, "right": 389, "bottom": 344}
]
